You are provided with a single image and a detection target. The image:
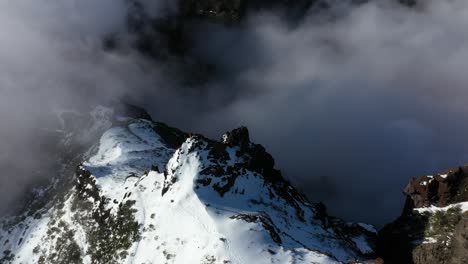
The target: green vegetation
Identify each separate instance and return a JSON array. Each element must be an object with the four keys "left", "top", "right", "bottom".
[
  {"left": 40, "top": 220, "right": 83, "bottom": 264},
  {"left": 0, "top": 250, "right": 15, "bottom": 263},
  {"left": 71, "top": 167, "right": 141, "bottom": 263},
  {"left": 424, "top": 206, "right": 462, "bottom": 244},
  {"left": 85, "top": 200, "right": 140, "bottom": 264}
]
